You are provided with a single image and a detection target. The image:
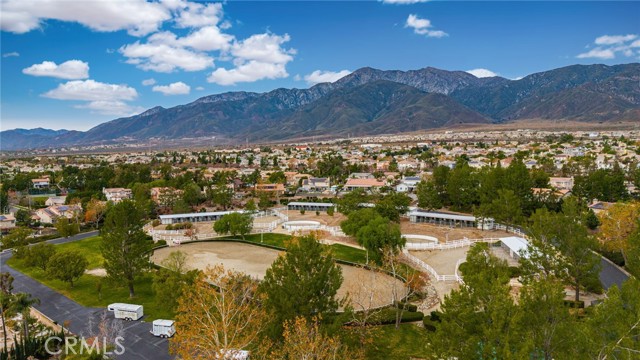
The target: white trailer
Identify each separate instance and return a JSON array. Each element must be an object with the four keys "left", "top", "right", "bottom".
[
  {"left": 107, "top": 303, "right": 144, "bottom": 321},
  {"left": 151, "top": 319, "right": 175, "bottom": 338}
]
